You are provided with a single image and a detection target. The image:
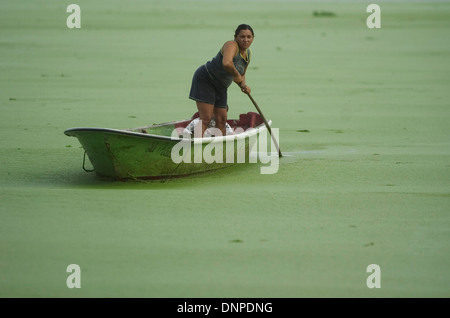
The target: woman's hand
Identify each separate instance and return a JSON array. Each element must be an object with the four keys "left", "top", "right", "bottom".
[
  {"left": 233, "top": 74, "right": 243, "bottom": 86},
  {"left": 234, "top": 76, "right": 250, "bottom": 94},
  {"left": 240, "top": 83, "right": 251, "bottom": 94}
]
